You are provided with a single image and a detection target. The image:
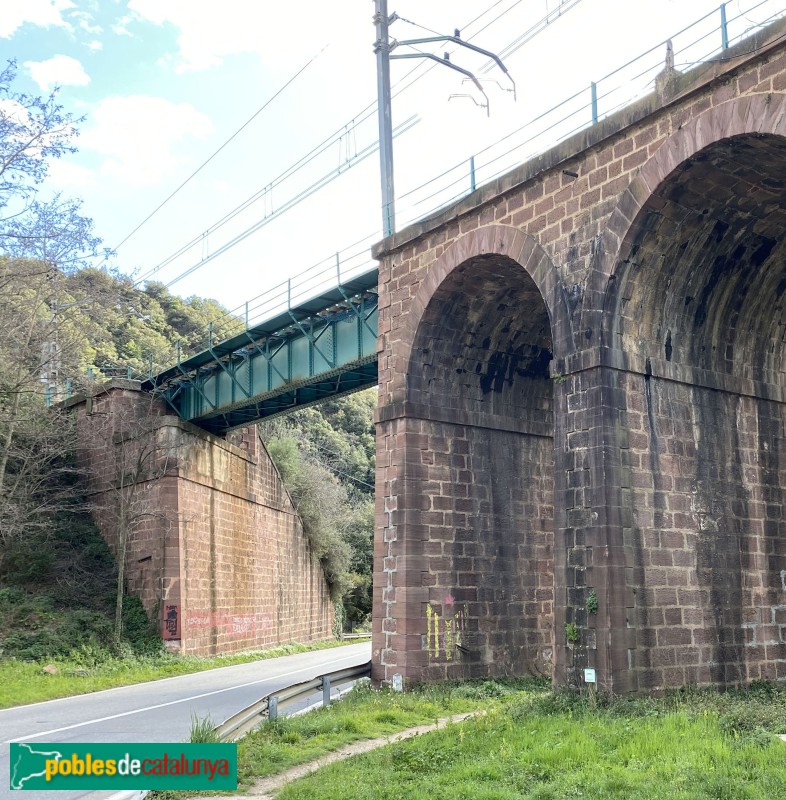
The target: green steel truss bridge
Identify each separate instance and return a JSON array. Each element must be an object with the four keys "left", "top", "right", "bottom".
[{"left": 143, "top": 268, "right": 378, "bottom": 435}]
